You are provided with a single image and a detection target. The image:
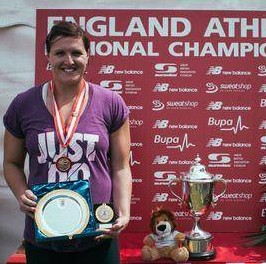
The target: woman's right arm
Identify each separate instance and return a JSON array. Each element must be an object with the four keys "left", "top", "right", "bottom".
[{"left": 3, "top": 130, "right": 37, "bottom": 218}]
